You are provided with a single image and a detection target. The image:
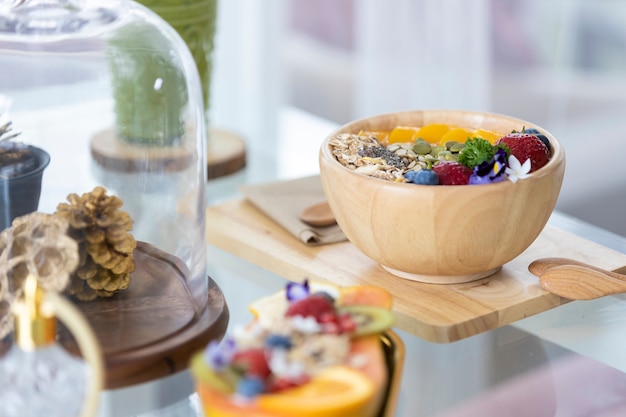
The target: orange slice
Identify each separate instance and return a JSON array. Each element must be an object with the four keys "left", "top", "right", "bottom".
[
  {"left": 256, "top": 366, "right": 375, "bottom": 417},
  {"left": 439, "top": 127, "right": 472, "bottom": 145},
  {"left": 358, "top": 130, "right": 390, "bottom": 143},
  {"left": 473, "top": 128, "right": 502, "bottom": 144},
  {"left": 414, "top": 123, "right": 451, "bottom": 144},
  {"left": 387, "top": 126, "right": 419, "bottom": 144}
]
